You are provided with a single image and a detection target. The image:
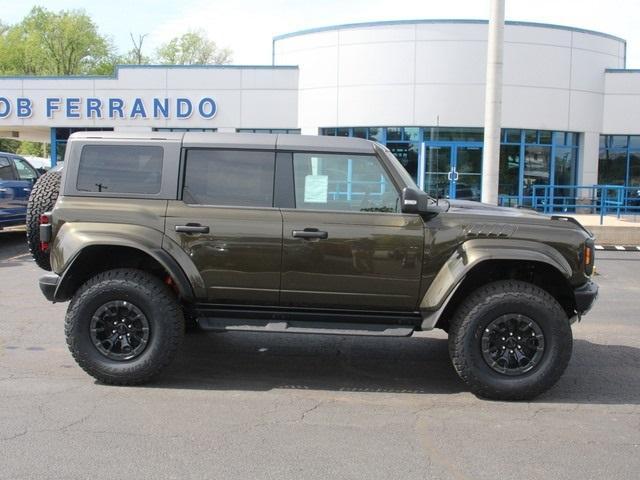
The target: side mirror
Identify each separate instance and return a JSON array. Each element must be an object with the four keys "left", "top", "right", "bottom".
[{"left": 401, "top": 187, "right": 431, "bottom": 214}]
